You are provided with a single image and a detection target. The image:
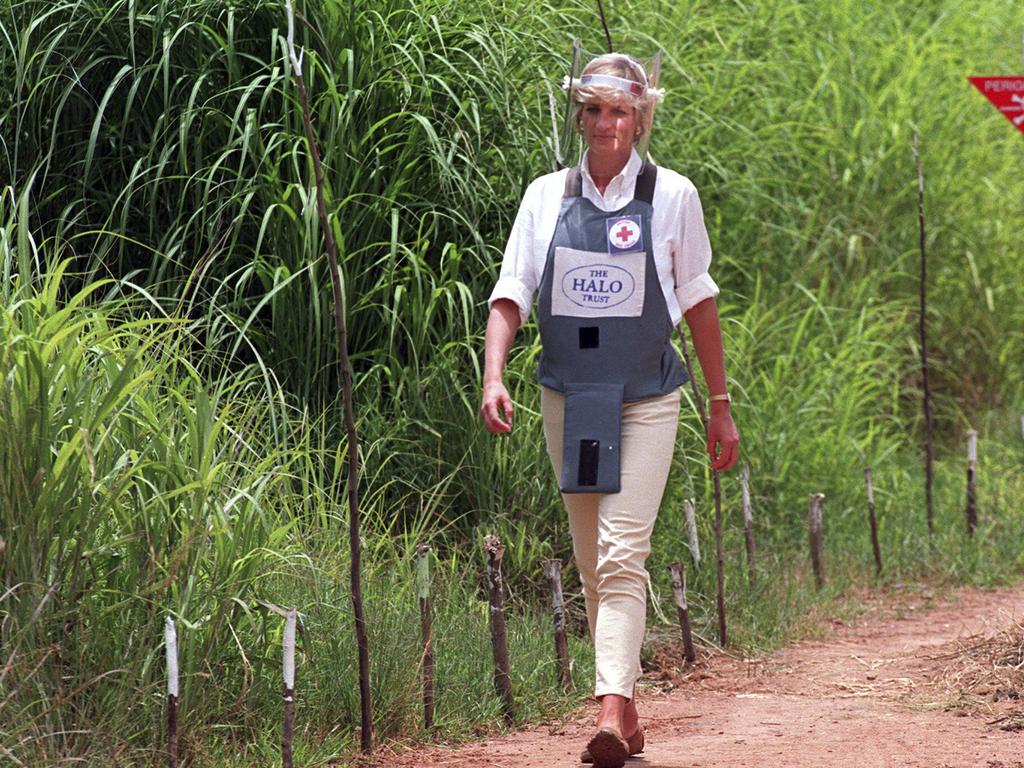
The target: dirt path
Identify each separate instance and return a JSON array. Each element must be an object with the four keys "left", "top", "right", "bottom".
[{"left": 376, "top": 585, "right": 1024, "bottom": 768}]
